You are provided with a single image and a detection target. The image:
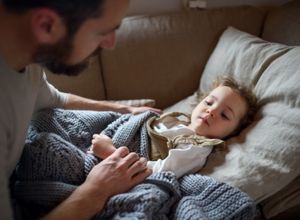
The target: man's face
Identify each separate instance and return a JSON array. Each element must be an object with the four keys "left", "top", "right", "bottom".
[
  {"left": 189, "top": 86, "right": 247, "bottom": 139},
  {"left": 33, "top": 34, "right": 87, "bottom": 76},
  {"left": 33, "top": 0, "right": 129, "bottom": 75}
]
